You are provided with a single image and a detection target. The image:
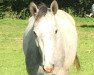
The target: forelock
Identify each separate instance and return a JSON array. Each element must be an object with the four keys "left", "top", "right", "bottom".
[{"left": 35, "top": 4, "right": 48, "bottom": 21}]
